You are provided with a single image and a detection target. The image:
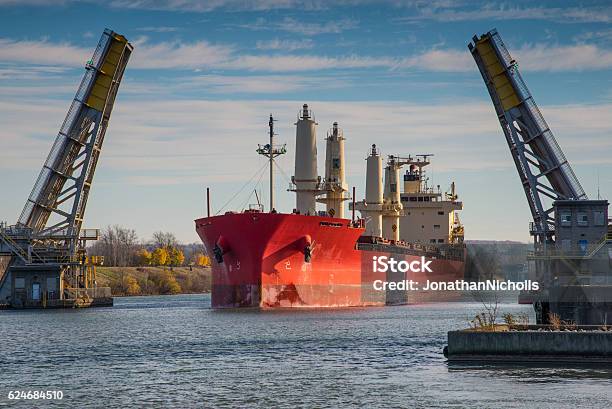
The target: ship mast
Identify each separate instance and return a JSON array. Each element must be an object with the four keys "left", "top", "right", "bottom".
[{"left": 257, "top": 115, "right": 286, "bottom": 212}]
